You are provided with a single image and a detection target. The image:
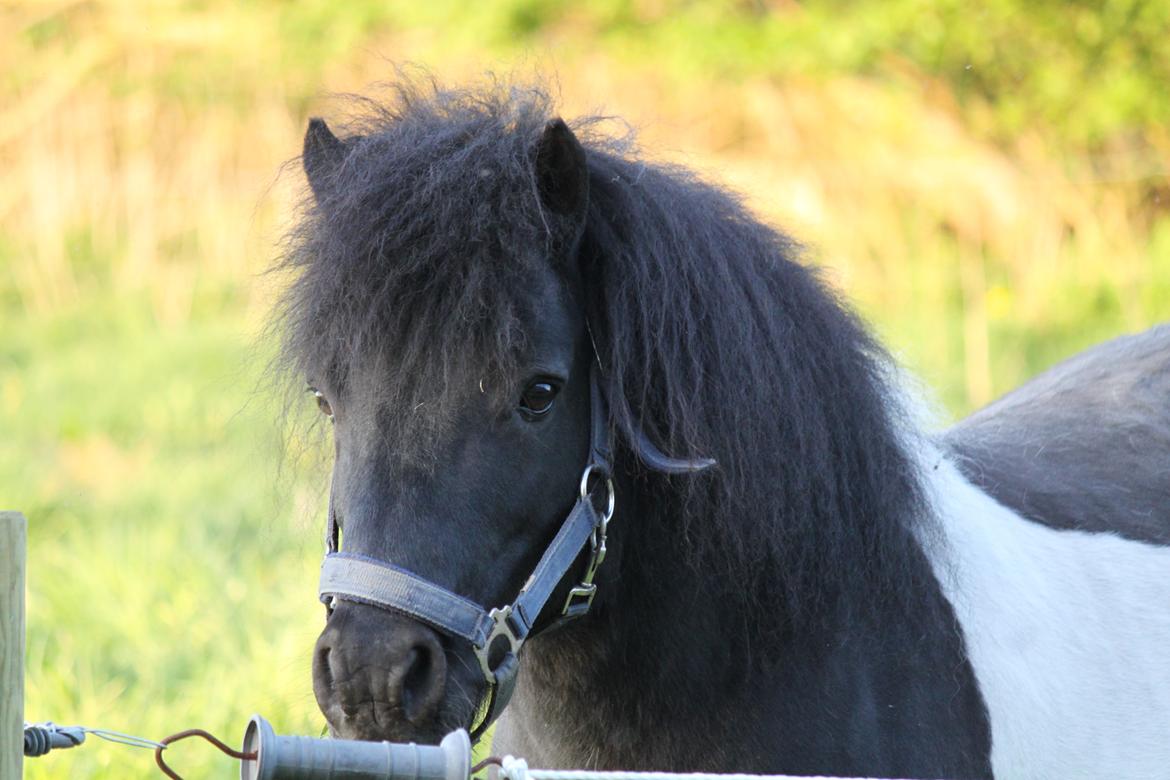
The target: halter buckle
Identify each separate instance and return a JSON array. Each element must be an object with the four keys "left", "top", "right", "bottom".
[
  {"left": 562, "top": 521, "right": 605, "bottom": 617},
  {"left": 562, "top": 466, "right": 612, "bottom": 618},
  {"left": 563, "top": 583, "right": 597, "bottom": 616}
]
